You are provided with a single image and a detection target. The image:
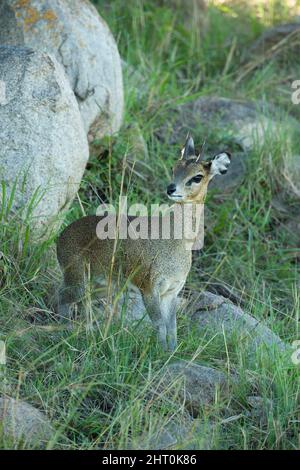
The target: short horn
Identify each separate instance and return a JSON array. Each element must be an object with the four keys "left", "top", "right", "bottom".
[
  {"left": 181, "top": 132, "right": 195, "bottom": 160},
  {"left": 196, "top": 139, "right": 206, "bottom": 162}
]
